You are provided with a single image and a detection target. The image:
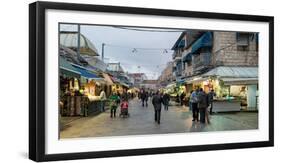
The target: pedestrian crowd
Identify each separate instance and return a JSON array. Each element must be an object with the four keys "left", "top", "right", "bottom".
[
  {"left": 99, "top": 88, "right": 136, "bottom": 118},
  {"left": 190, "top": 88, "right": 216, "bottom": 124},
  {"left": 138, "top": 89, "right": 170, "bottom": 124},
  {"left": 102, "top": 87, "right": 215, "bottom": 125}
]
